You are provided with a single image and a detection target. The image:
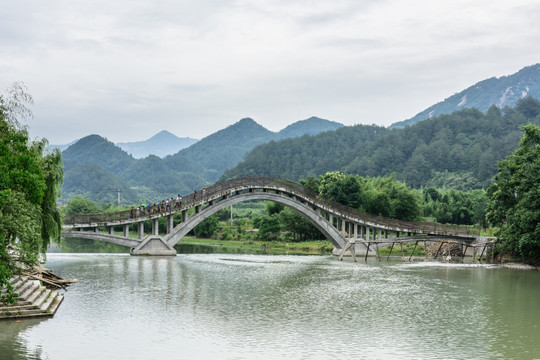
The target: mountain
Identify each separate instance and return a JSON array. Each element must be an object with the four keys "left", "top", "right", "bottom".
[
  {"left": 60, "top": 116, "right": 343, "bottom": 203},
  {"left": 223, "top": 97, "right": 540, "bottom": 189},
  {"left": 277, "top": 116, "right": 343, "bottom": 138},
  {"left": 62, "top": 134, "right": 136, "bottom": 174},
  {"left": 391, "top": 64, "right": 540, "bottom": 128},
  {"left": 221, "top": 124, "right": 386, "bottom": 181},
  {"left": 116, "top": 130, "right": 198, "bottom": 159},
  {"left": 163, "top": 118, "right": 277, "bottom": 184}
]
